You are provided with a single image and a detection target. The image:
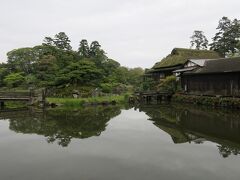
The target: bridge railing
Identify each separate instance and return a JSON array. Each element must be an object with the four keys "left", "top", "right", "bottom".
[{"left": 0, "top": 88, "right": 47, "bottom": 105}]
